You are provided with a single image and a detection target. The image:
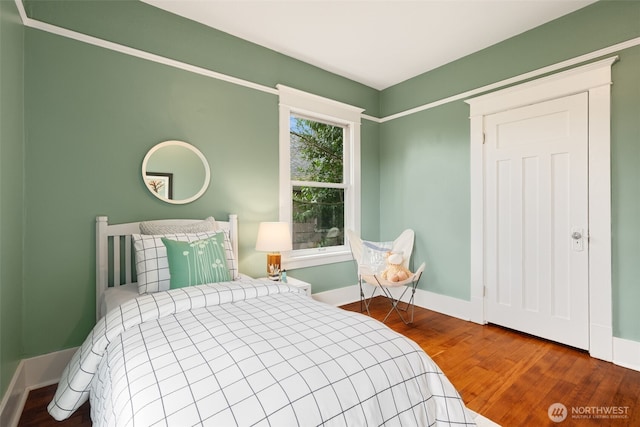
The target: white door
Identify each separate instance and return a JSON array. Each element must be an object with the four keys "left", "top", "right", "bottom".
[{"left": 484, "top": 92, "right": 589, "bottom": 350}]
